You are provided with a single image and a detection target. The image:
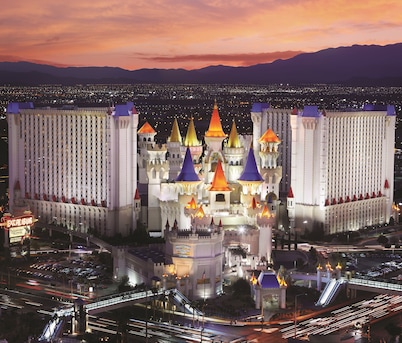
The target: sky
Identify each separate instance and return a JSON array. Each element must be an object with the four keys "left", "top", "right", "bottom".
[{"left": 1, "top": 0, "right": 402, "bottom": 71}]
